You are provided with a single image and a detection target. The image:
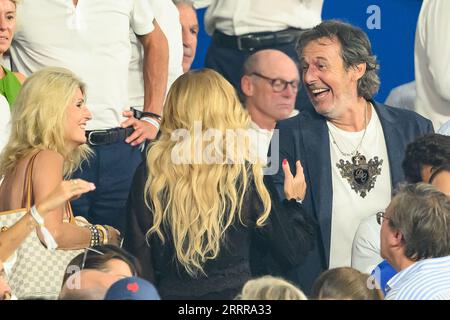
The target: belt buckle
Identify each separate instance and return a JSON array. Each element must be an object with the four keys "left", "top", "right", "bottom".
[
  {"left": 237, "top": 34, "right": 255, "bottom": 51},
  {"left": 87, "top": 130, "right": 108, "bottom": 146}
]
